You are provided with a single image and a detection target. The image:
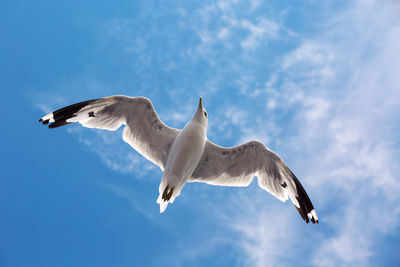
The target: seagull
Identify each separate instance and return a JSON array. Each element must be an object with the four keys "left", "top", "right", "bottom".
[{"left": 39, "top": 95, "right": 319, "bottom": 224}]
